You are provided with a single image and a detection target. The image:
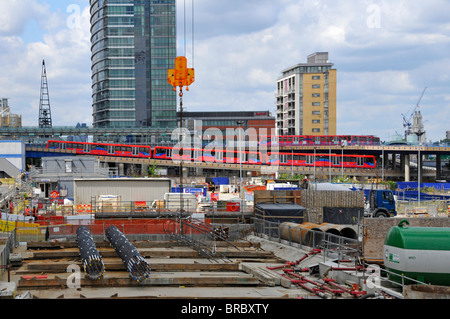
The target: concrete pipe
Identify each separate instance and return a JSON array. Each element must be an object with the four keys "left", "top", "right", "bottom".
[
  {"left": 280, "top": 222, "right": 324, "bottom": 248},
  {"left": 279, "top": 222, "right": 303, "bottom": 244},
  {"left": 300, "top": 223, "right": 325, "bottom": 247},
  {"left": 339, "top": 226, "right": 358, "bottom": 240},
  {"left": 319, "top": 223, "right": 358, "bottom": 241},
  {"left": 319, "top": 223, "right": 341, "bottom": 236}
]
